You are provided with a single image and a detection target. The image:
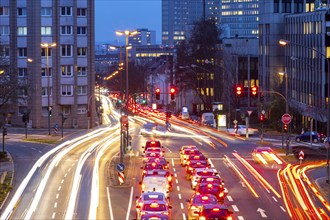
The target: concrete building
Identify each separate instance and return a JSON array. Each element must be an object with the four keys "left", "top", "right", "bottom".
[
  {"left": 161, "top": 0, "right": 220, "bottom": 46},
  {"left": 259, "top": 0, "right": 329, "bottom": 131},
  {"left": 128, "top": 28, "right": 156, "bottom": 46},
  {"left": 283, "top": 9, "right": 330, "bottom": 125},
  {"left": 0, "top": 0, "right": 96, "bottom": 129}
]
